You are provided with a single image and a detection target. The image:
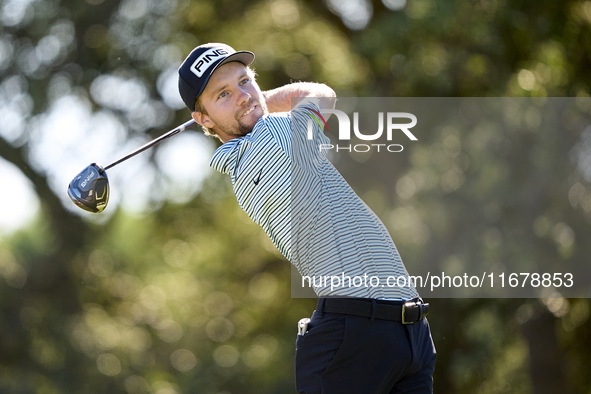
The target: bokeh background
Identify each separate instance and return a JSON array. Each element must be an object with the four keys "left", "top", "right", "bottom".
[{"left": 1, "top": 0, "right": 591, "bottom": 393}]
